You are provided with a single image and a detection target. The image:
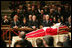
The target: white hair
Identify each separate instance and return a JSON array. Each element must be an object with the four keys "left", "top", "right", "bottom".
[
  {"left": 46, "top": 15, "right": 49, "bottom": 17},
  {"left": 19, "top": 31, "right": 25, "bottom": 36},
  {"left": 13, "top": 15, "right": 18, "bottom": 19},
  {"left": 29, "top": 15, "right": 32, "bottom": 16}
]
